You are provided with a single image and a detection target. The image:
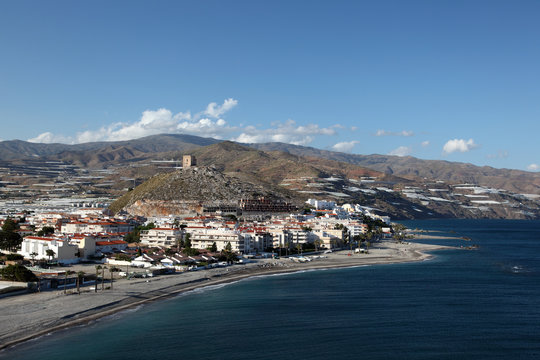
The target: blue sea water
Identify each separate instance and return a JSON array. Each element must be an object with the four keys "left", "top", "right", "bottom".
[{"left": 2, "top": 219, "right": 540, "bottom": 359}]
